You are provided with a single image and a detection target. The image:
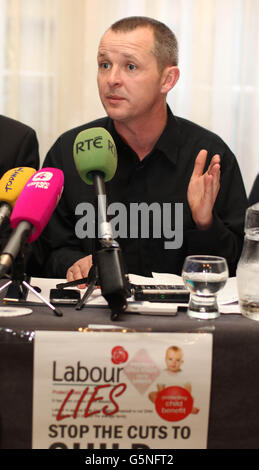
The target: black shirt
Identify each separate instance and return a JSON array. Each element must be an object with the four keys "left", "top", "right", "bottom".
[{"left": 40, "top": 107, "right": 247, "bottom": 278}]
